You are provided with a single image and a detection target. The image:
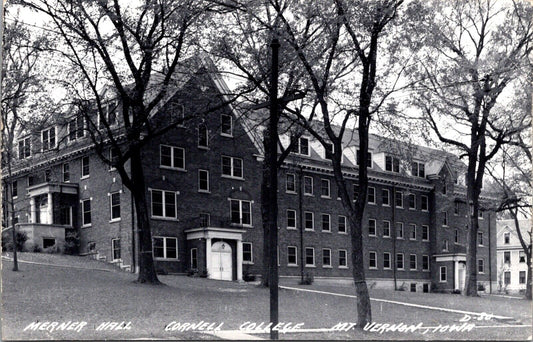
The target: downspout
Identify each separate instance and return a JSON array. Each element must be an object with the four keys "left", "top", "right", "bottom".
[
  {"left": 488, "top": 211, "right": 492, "bottom": 294},
  {"left": 392, "top": 185, "right": 397, "bottom": 290},
  {"left": 298, "top": 166, "right": 304, "bottom": 283}
]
